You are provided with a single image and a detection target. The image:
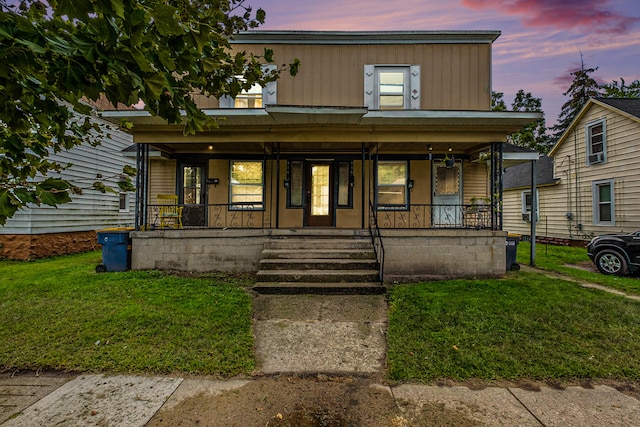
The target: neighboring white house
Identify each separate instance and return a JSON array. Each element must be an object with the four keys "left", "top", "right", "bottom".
[
  {"left": 503, "top": 98, "right": 640, "bottom": 245},
  {"left": 0, "top": 114, "right": 134, "bottom": 260}
]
